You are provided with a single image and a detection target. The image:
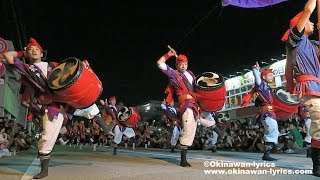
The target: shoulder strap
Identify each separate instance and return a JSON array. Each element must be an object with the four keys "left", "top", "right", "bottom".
[
  {"left": 256, "top": 87, "right": 273, "bottom": 105},
  {"left": 241, "top": 88, "right": 256, "bottom": 107},
  {"left": 174, "top": 71, "right": 191, "bottom": 93}
]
